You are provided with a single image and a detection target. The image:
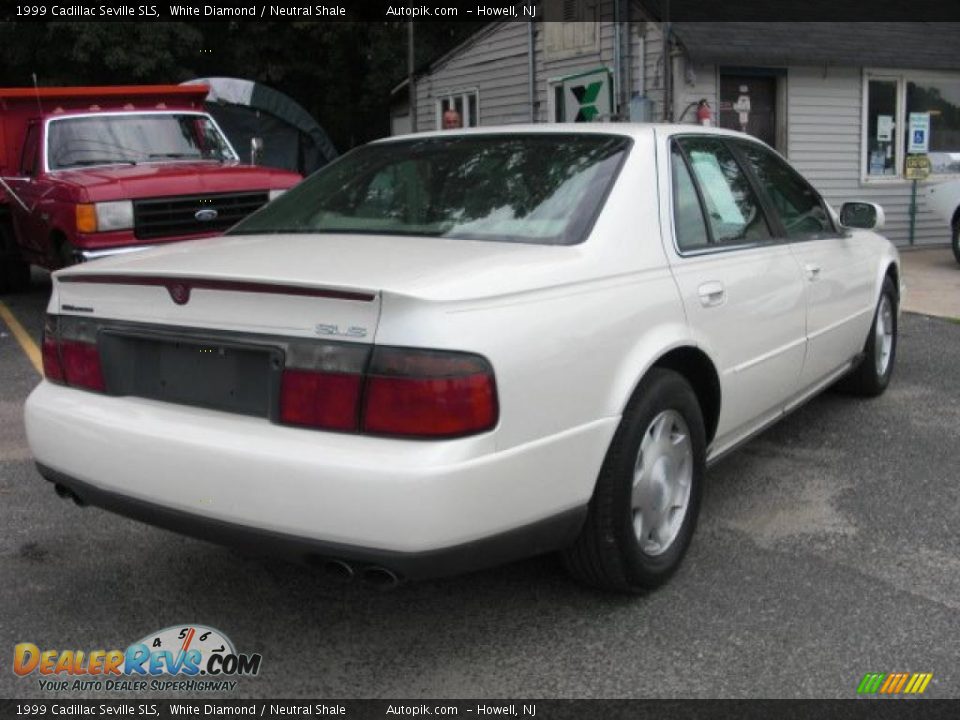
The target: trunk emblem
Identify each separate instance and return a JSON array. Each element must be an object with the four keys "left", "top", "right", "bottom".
[
  {"left": 195, "top": 208, "right": 219, "bottom": 222},
  {"left": 168, "top": 283, "right": 191, "bottom": 305}
]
